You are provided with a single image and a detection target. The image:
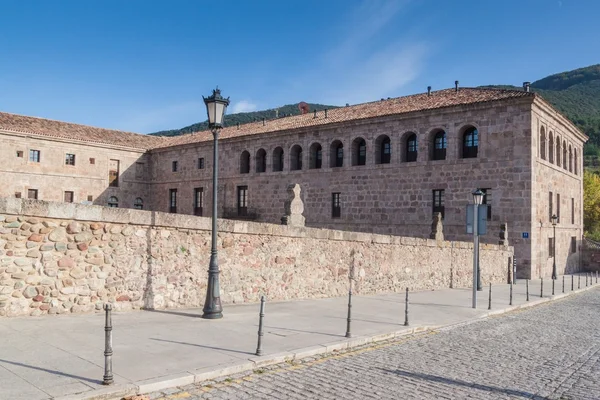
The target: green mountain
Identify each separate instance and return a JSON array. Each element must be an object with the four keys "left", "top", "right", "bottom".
[{"left": 149, "top": 103, "right": 337, "bottom": 137}]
